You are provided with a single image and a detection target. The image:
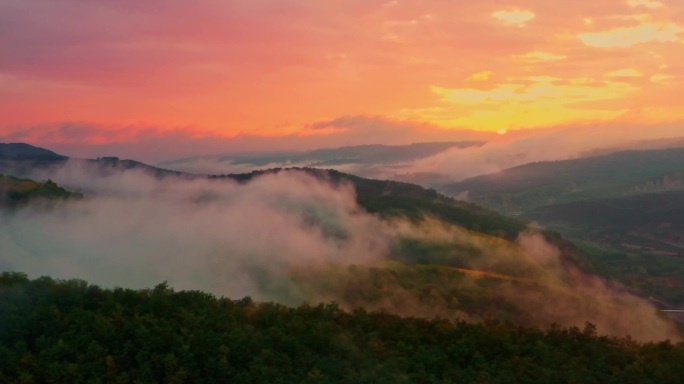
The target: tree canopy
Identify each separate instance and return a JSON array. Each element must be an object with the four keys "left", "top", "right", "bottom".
[{"left": 1, "top": 272, "right": 683, "bottom": 384}]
